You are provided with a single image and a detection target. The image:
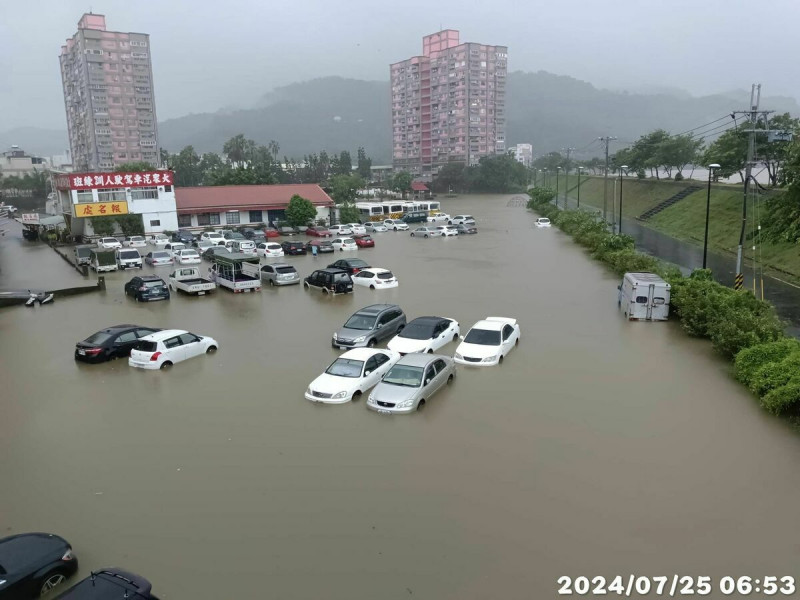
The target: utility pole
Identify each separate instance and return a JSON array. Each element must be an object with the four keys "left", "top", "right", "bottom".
[
  {"left": 598, "top": 136, "right": 617, "bottom": 224},
  {"left": 562, "top": 147, "right": 575, "bottom": 208},
  {"left": 732, "top": 85, "right": 773, "bottom": 291}
]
